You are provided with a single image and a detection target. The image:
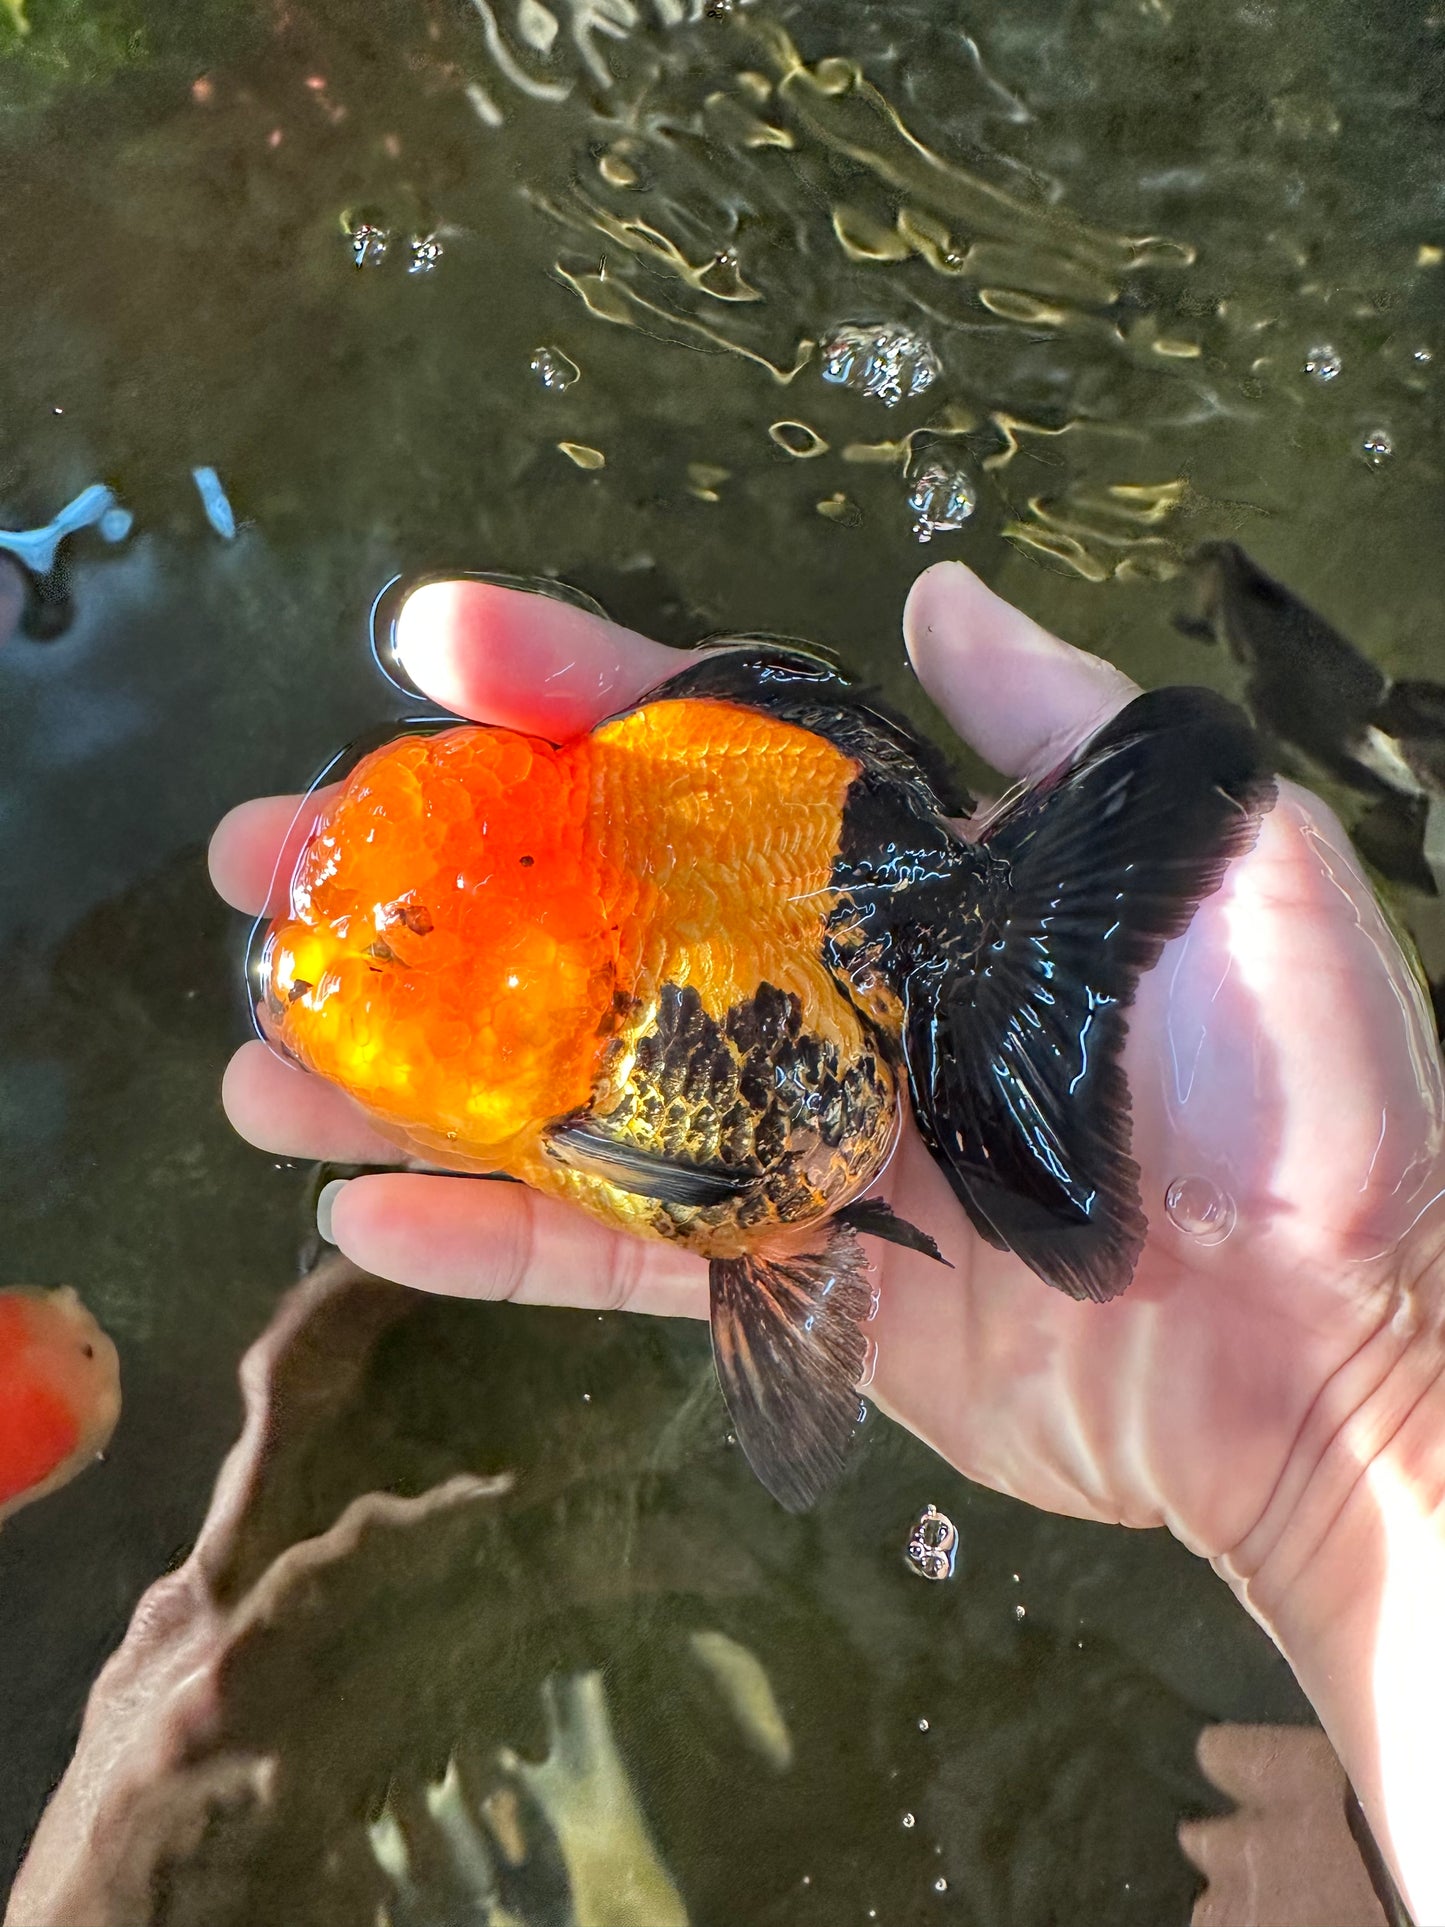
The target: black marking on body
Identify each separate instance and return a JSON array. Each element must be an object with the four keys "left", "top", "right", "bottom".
[
  {"left": 823, "top": 766, "right": 989, "bottom": 997},
  {"left": 549, "top": 981, "right": 894, "bottom": 1237}
]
